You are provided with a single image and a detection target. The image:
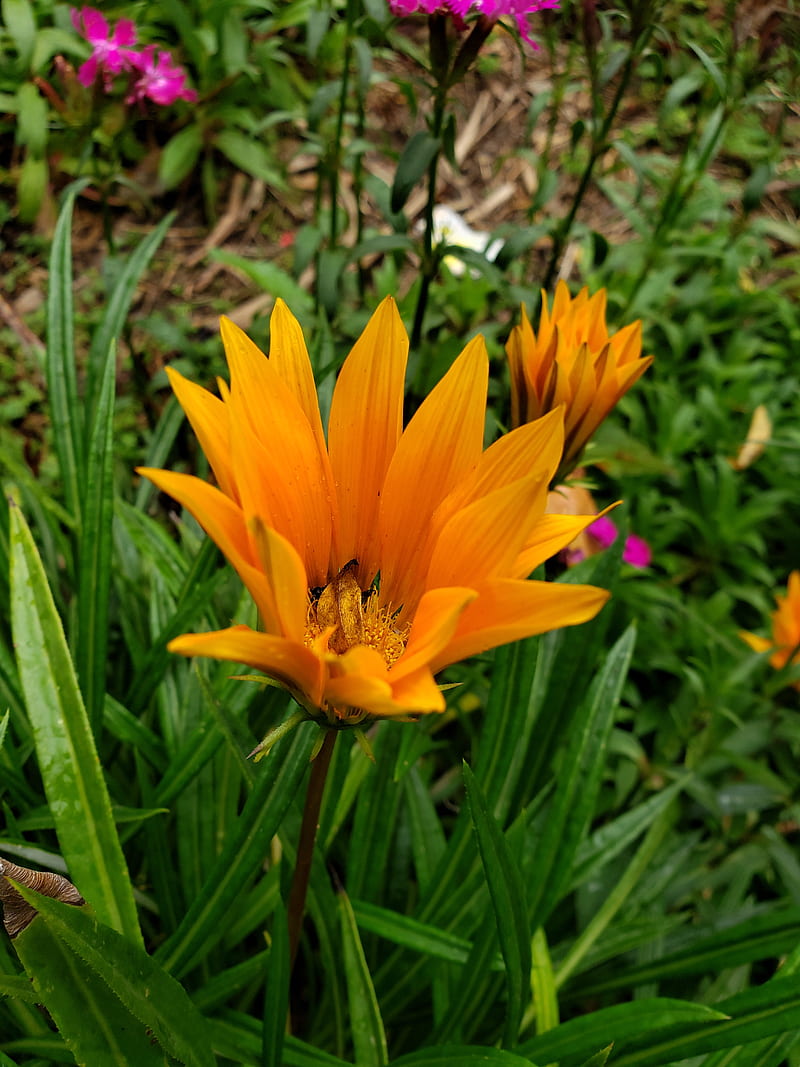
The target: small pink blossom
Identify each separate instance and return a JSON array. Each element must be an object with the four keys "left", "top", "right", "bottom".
[
  {"left": 127, "top": 46, "right": 197, "bottom": 107},
  {"left": 71, "top": 6, "right": 137, "bottom": 91},
  {"left": 622, "top": 534, "right": 652, "bottom": 569},
  {"left": 588, "top": 515, "right": 618, "bottom": 549}
]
